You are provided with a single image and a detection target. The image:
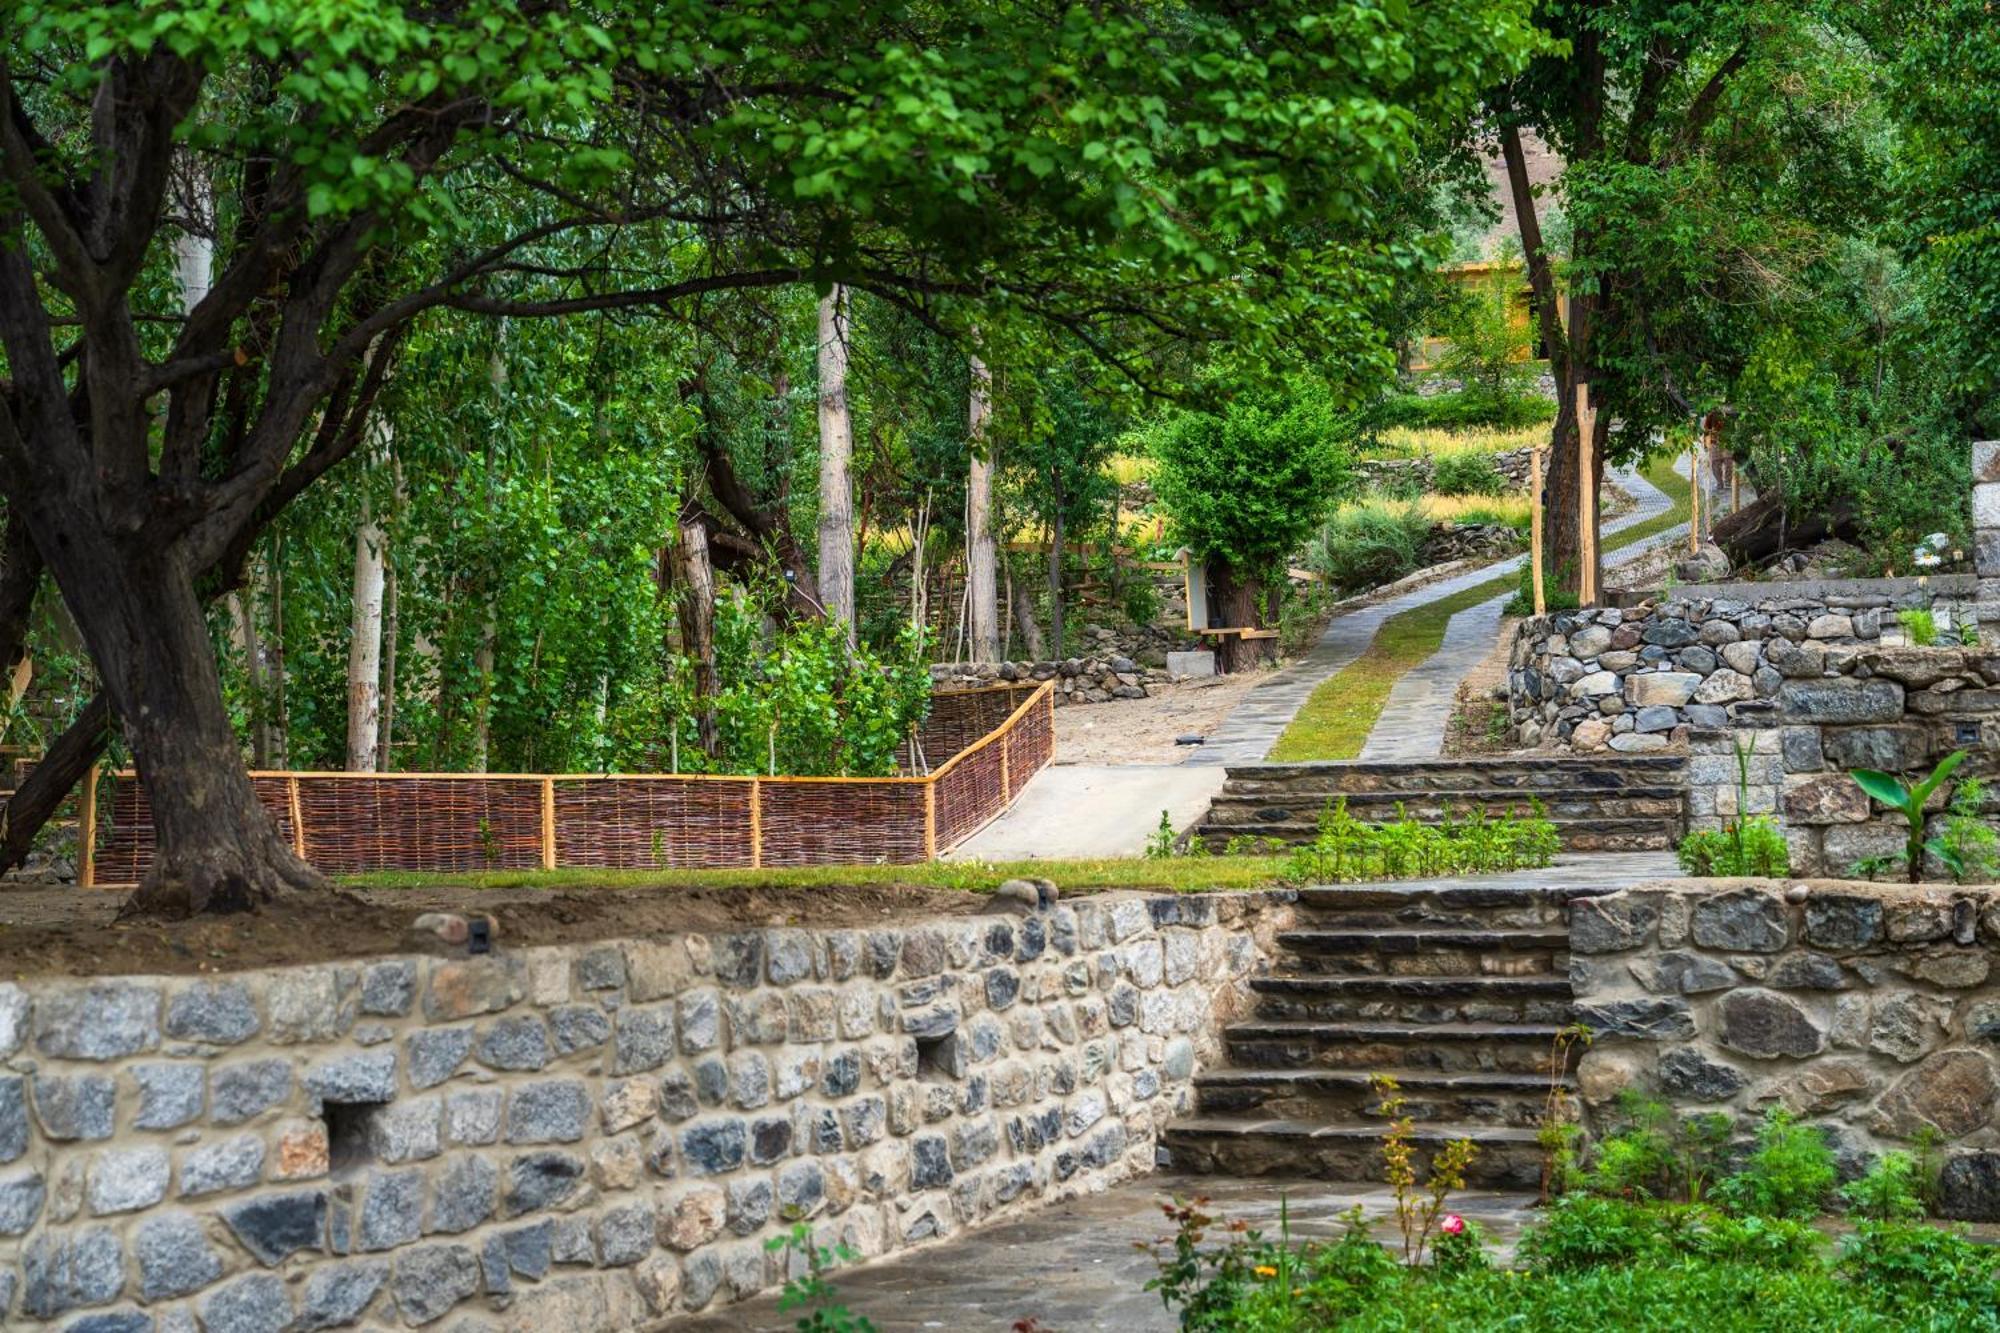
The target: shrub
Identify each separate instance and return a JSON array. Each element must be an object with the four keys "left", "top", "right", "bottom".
[
  {"left": 1838, "top": 1221, "right": 2000, "bottom": 1311},
  {"left": 1502, "top": 559, "right": 1581, "bottom": 616},
  {"left": 1941, "top": 776, "right": 2000, "bottom": 884},
  {"left": 1843, "top": 1152, "right": 1927, "bottom": 1222},
  {"left": 1307, "top": 503, "right": 1431, "bottom": 593},
  {"left": 1898, "top": 607, "right": 1939, "bottom": 645},
  {"left": 1430, "top": 451, "right": 1509, "bottom": 497},
  {"left": 1366, "top": 388, "right": 1555, "bottom": 432},
  {"left": 1713, "top": 1108, "right": 1837, "bottom": 1220},
  {"left": 1676, "top": 817, "right": 1792, "bottom": 876},
  {"left": 1285, "top": 798, "right": 1560, "bottom": 883}
]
